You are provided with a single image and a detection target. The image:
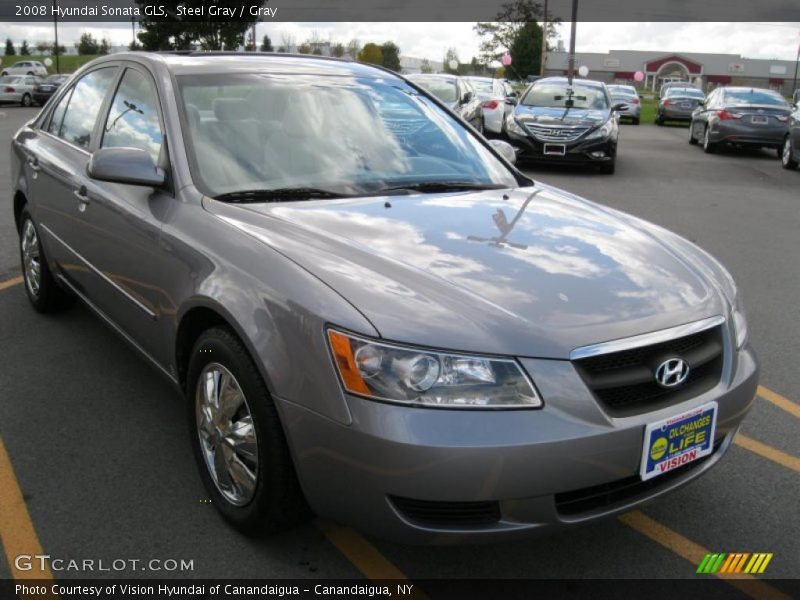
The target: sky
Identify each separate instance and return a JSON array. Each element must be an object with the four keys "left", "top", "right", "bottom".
[{"left": 1, "top": 21, "right": 799, "bottom": 62}]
